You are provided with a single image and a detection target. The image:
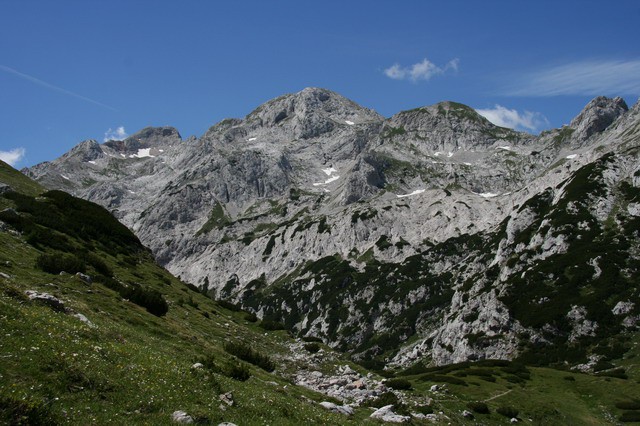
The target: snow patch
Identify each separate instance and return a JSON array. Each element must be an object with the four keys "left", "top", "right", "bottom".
[
  {"left": 313, "top": 173, "right": 340, "bottom": 186},
  {"left": 566, "top": 154, "right": 578, "bottom": 159},
  {"left": 463, "top": 162, "right": 472, "bottom": 166},
  {"left": 128, "top": 190, "right": 136, "bottom": 194},
  {"left": 475, "top": 192, "right": 500, "bottom": 198},
  {"left": 434, "top": 152, "right": 442, "bottom": 157},
  {"left": 131, "top": 148, "right": 154, "bottom": 158},
  {"left": 61, "top": 175, "right": 69, "bottom": 180},
  {"left": 344, "top": 120, "right": 355, "bottom": 125},
  {"left": 322, "top": 167, "right": 338, "bottom": 176},
  {"left": 248, "top": 137, "right": 257, "bottom": 141},
  {"left": 88, "top": 161, "right": 96, "bottom": 165},
  {"left": 447, "top": 152, "right": 453, "bottom": 158},
  {"left": 498, "top": 146, "right": 512, "bottom": 151},
  {"left": 397, "top": 189, "right": 425, "bottom": 198}
]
